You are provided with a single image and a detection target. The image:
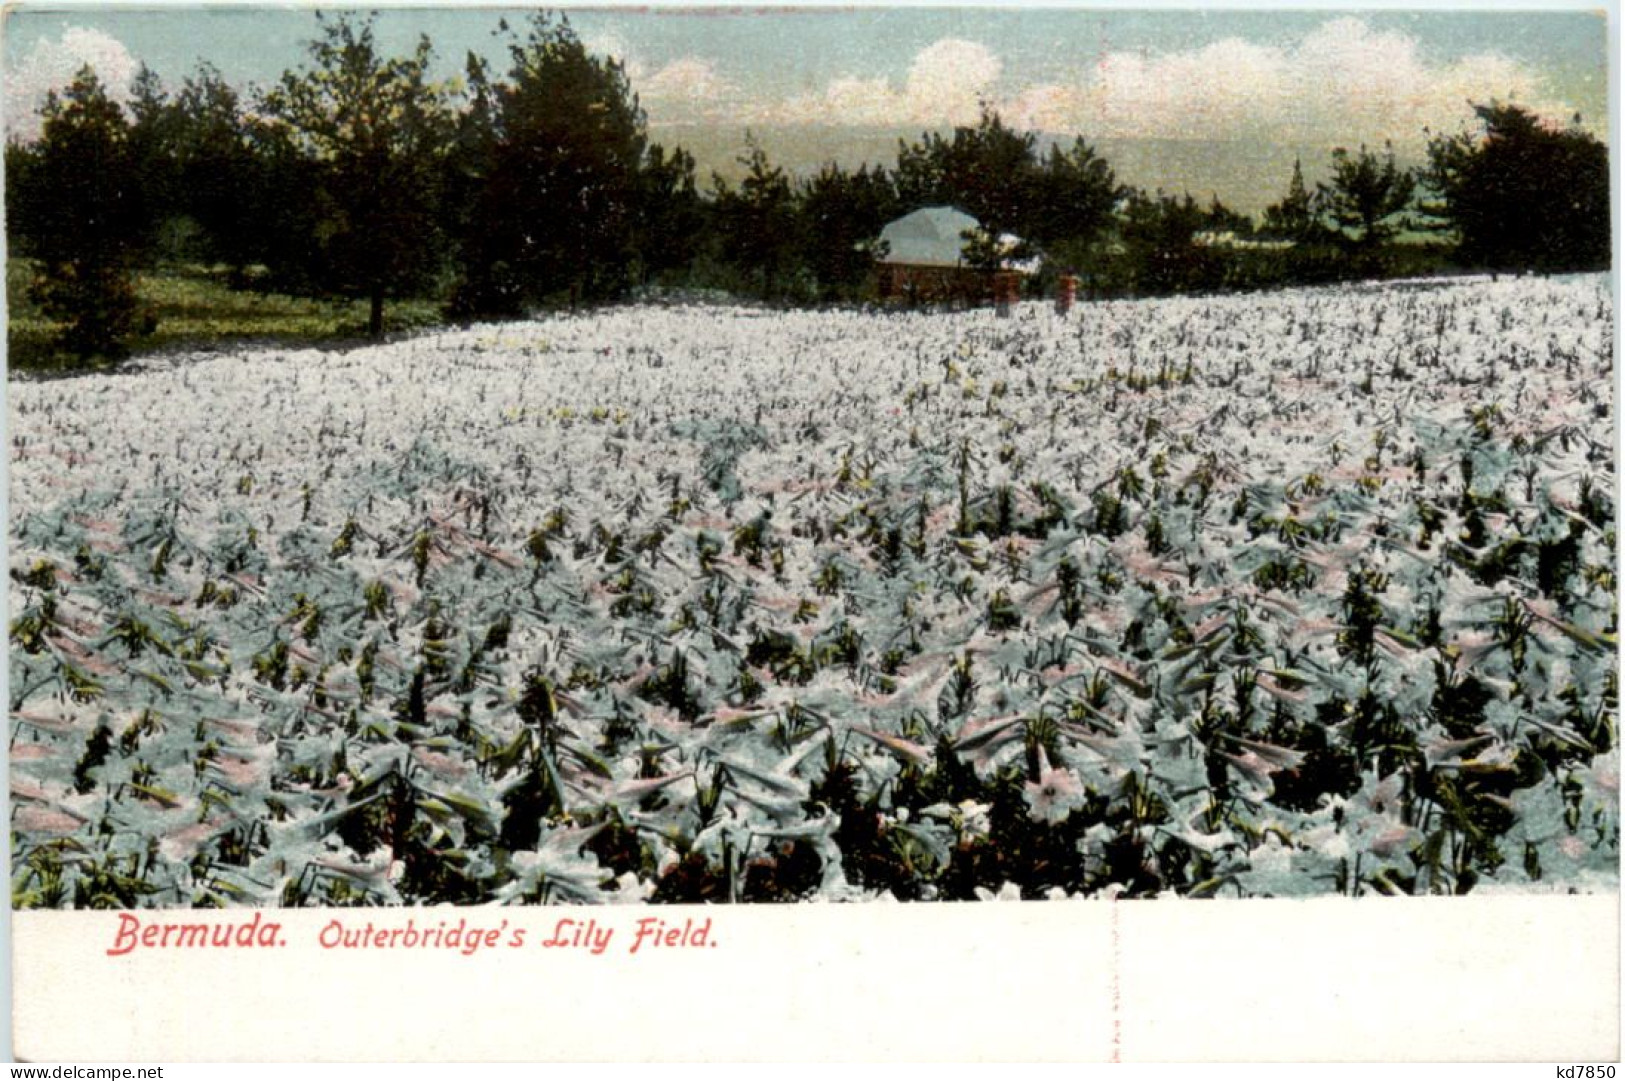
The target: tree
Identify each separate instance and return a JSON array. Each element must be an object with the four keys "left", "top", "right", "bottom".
[
  {"left": 5, "top": 138, "right": 47, "bottom": 259},
  {"left": 441, "top": 51, "right": 512, "bottom": 314},
  {"left": 169, "top": 64, "right": 263, "bottom": 273},
  {"left": 633, "top": 143, "right": 704, "bottom": 287},
  {"left": 795, "top": 162, "right": 897, "bottom": 300},
  {"left": 1262, "top": 157, "right": 1324, "bottom": 243},
  {"left": 958, "top": 224, "right": 1019, "bottom": 276},
  {"left": 1113, "top": 190, "right": 1221, "bottom": 296},
  {"left": 1425, "top": 102, "right": 1610, "bottom": 273},
  {"left": 1025, "top": 138, "right": 1123, "bottom": 270},
  {"left": 450, "top": 13, "right": 648, "bottom": 314},
  {"left": 1317, "top": 143, "right": 1416, "bottom": 256},
  {"left": 712, "top": 137, "right": 799, "bottom": 298},
  {"left": 1202, "top": 194, "right": 1253, "bottom": 238},
  {"left": 262, "top": 13, "right": 451, "bottom": 336},
  {"left": 894, "top": 107, "right": 1036, "bottom": 239},
  {"left": 1256, "top": 157, "right": 1344, "bottom": 286},
  {"left": 894, "top": 111, "right": 1122, "bottom": 278},
  {"left": 234, "top": 111, "right": 329, "bottom": 294},
  {"left": 125, "top": 65, "right": 181, "bottom": 261},
  {"left": 24, "top": 67, "right": 147, "bottom": 359}
]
